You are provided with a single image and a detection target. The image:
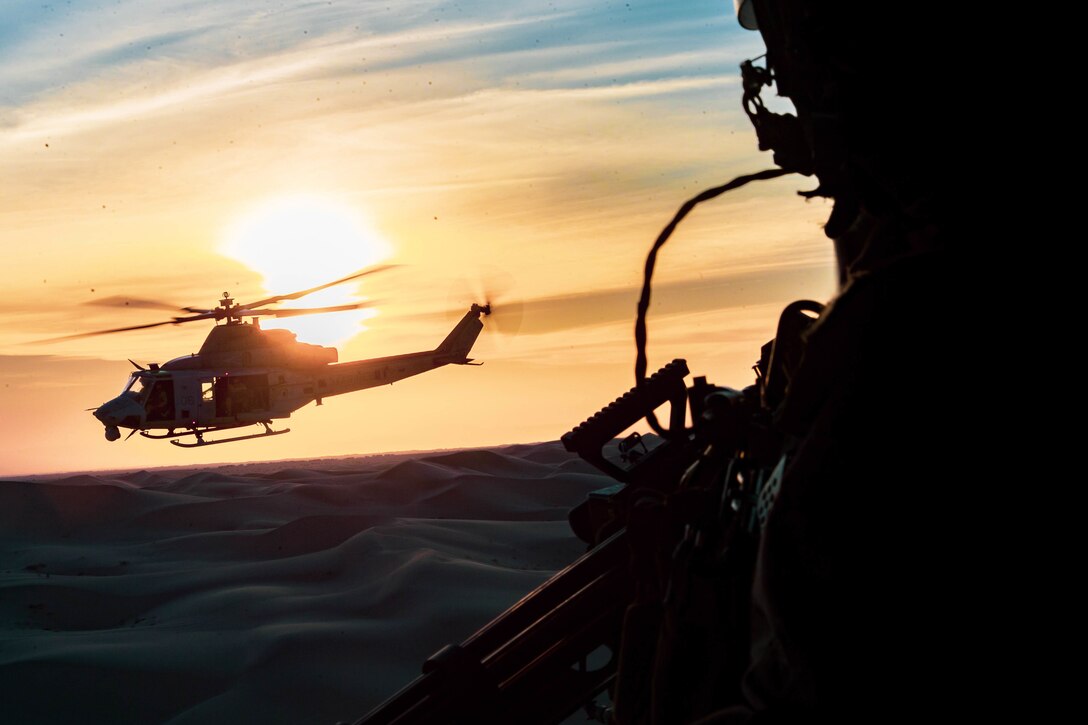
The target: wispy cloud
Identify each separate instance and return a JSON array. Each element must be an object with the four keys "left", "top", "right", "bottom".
[
  {"left": 1, "top": 0, "right": 762, "bottom": 139},
  {"left": 1, "top": 11, "right": 573, "bottom": 143},
  {"left": 395, "top": 263, "right": 833, "bottom": 337},
  {"left": 515, "top": 48, "right": 741, "bottom": 86}
]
